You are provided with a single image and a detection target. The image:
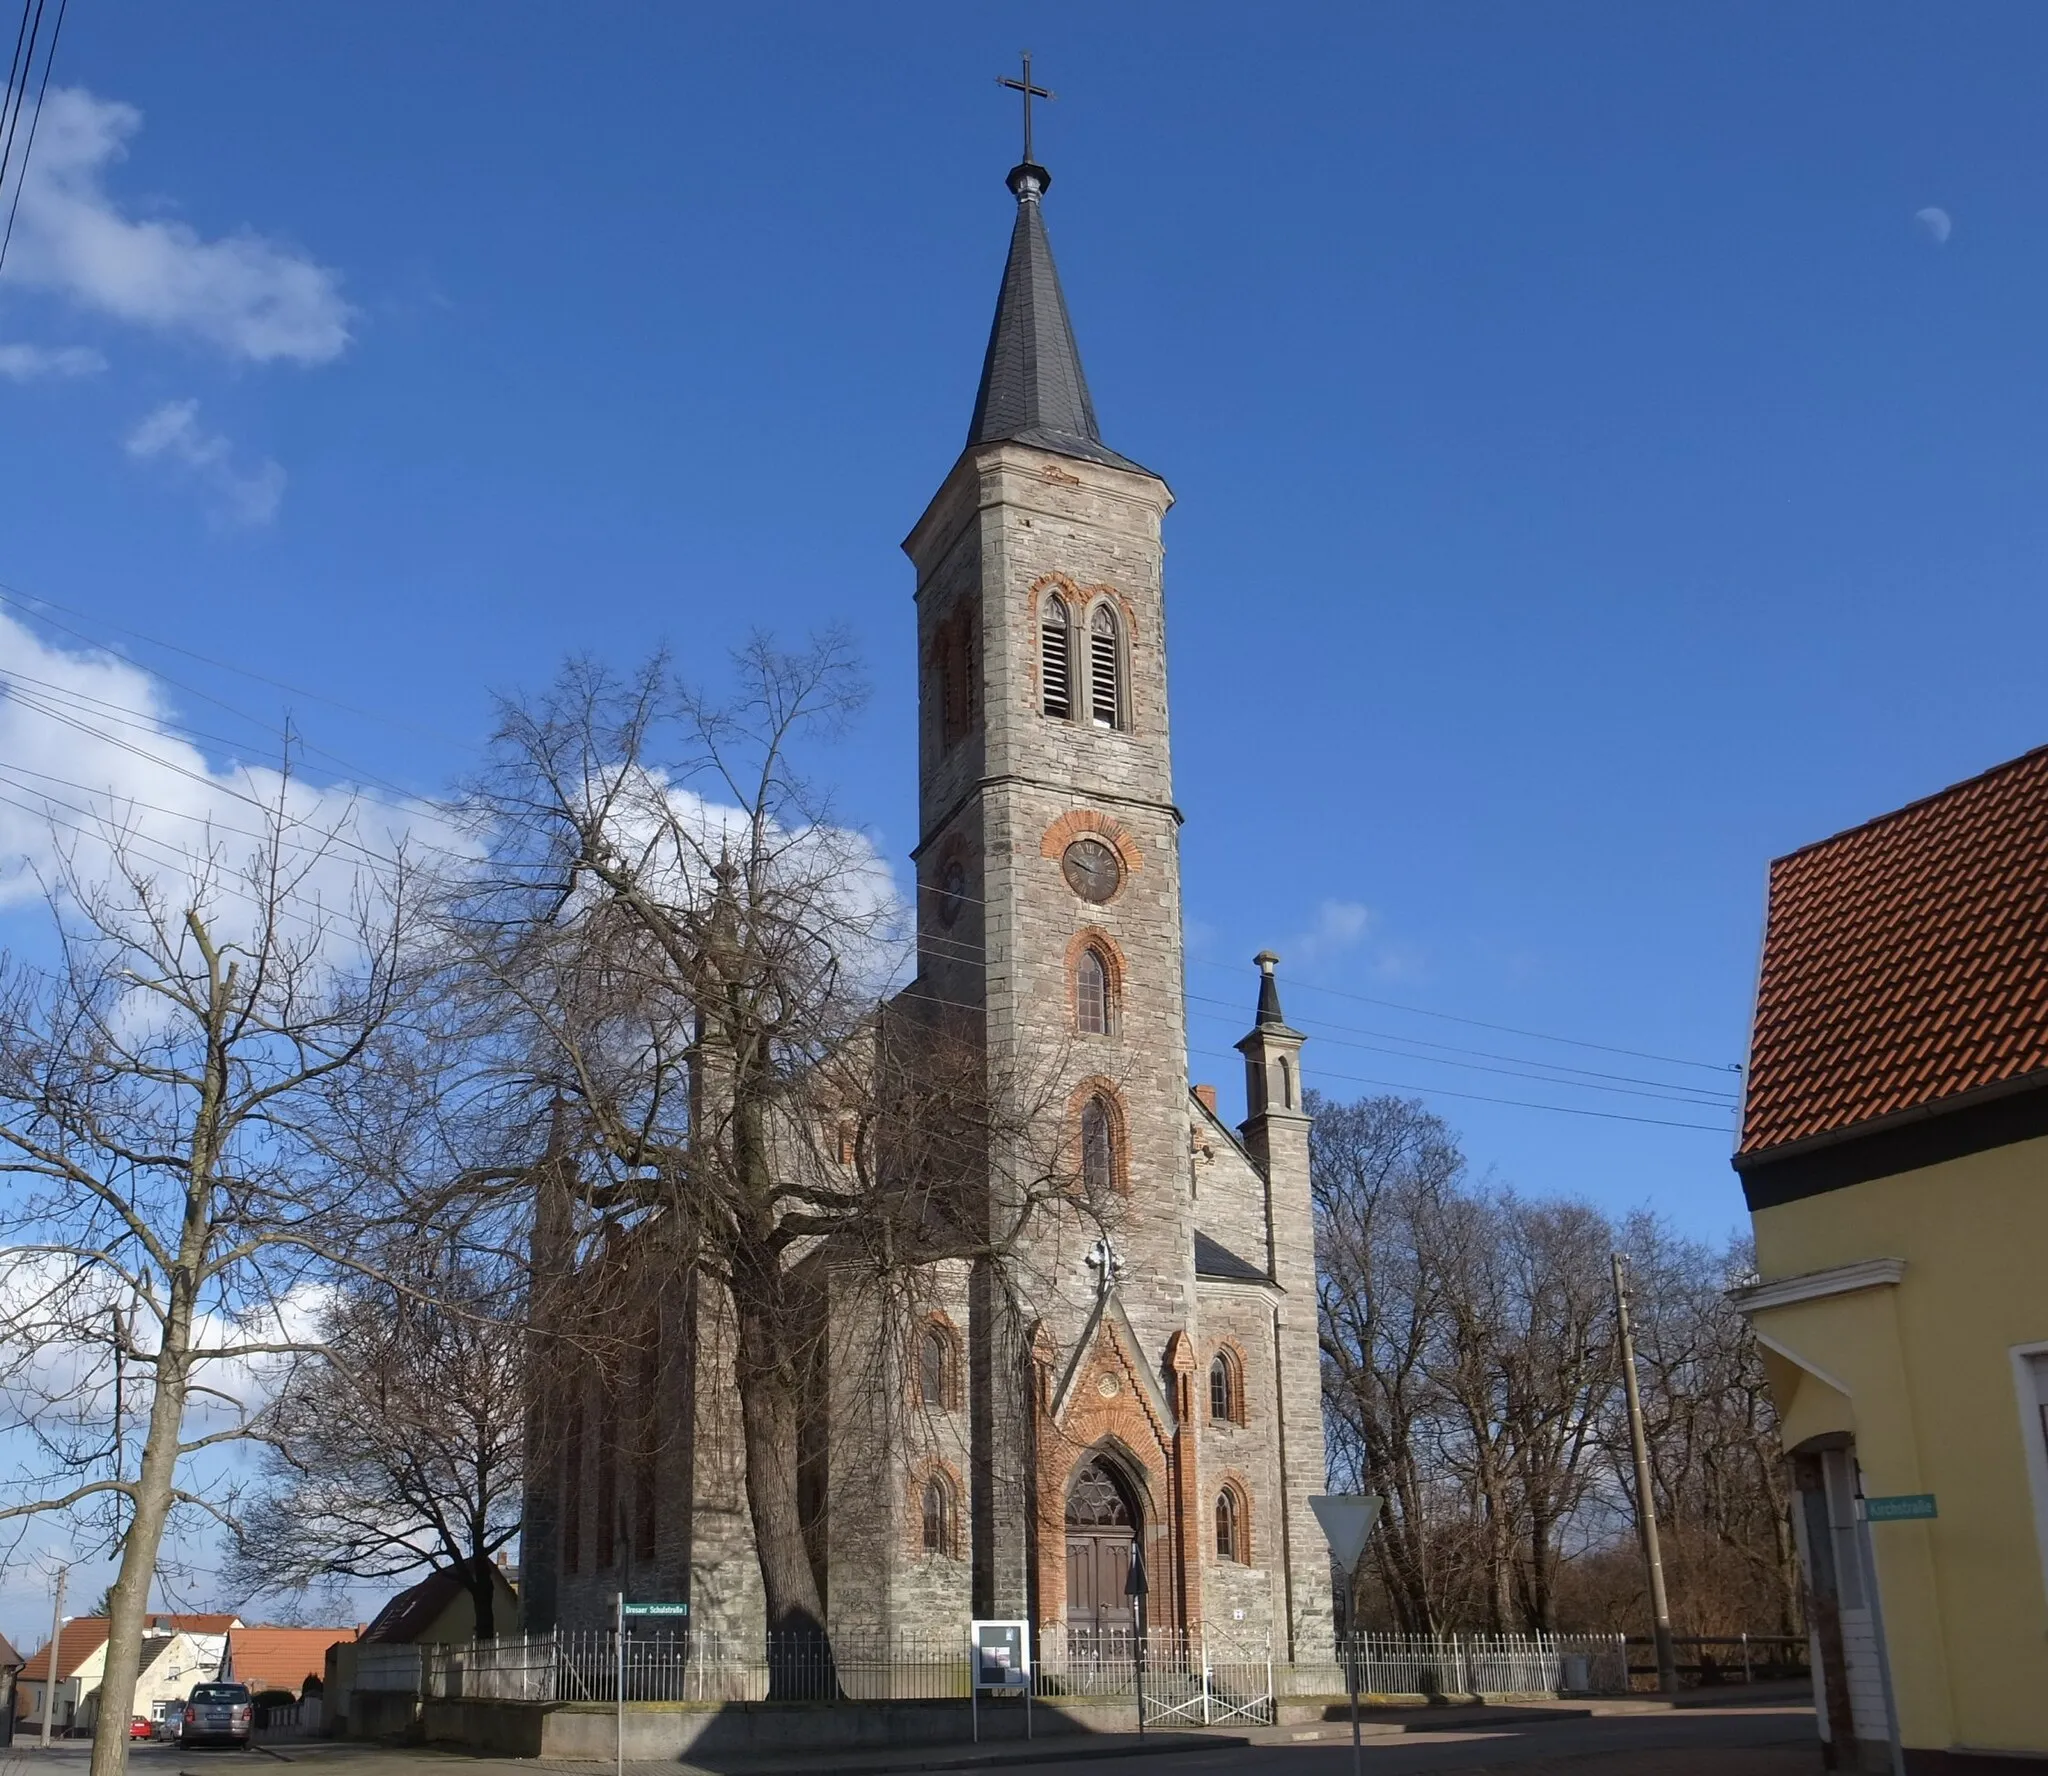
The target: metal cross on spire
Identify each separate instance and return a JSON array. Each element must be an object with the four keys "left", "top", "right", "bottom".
[{"left": 997, "top": 50, "right": 1054, "bottom": 169}]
